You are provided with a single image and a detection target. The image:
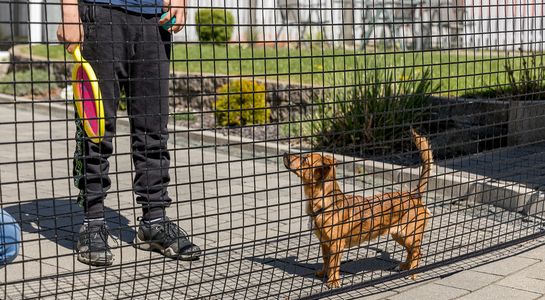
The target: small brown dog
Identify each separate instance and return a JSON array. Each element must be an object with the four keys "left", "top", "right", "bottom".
[{"left": 283, "top": 129, "right": 432, "bottom": 288}]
